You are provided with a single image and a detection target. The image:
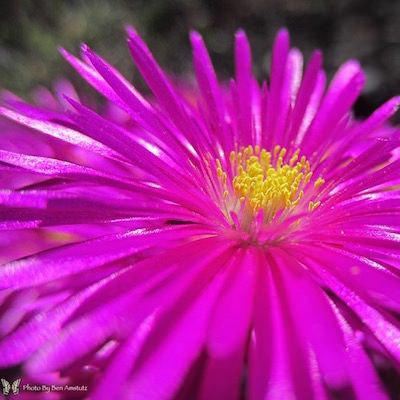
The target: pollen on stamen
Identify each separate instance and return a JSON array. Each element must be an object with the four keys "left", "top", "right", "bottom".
[{"left": 215, "top": 145, "right": 324, "bottom": 222}]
